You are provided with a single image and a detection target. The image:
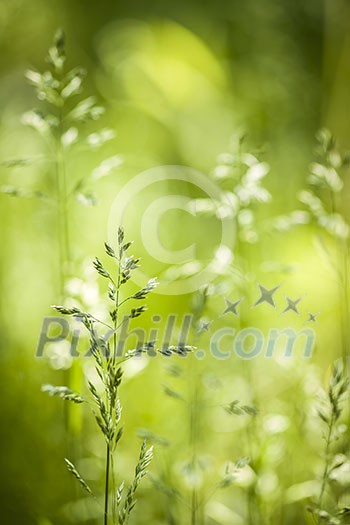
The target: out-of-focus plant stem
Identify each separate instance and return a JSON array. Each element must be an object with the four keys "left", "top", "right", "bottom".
[
  {"left": 104, "top": 247, "right": 121, "bottom": 525},
  {"left": 55, "top": 104, "right": 70, "bottom": 300},
  {"left": 317, "top": 414, "right": 334, "bottom": 523},
  {"left": 330, "top": 190, "right": 350, "bottom": 373},
  {"left": 54, "top": 98, "right": 82, "bottom": 457}
]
